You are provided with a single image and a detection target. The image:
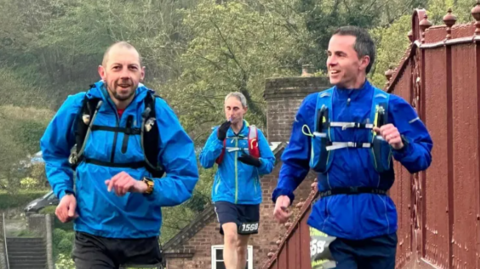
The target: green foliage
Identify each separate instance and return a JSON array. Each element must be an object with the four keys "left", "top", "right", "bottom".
[
  {"left": 370, "top": 15, "right": 412, "bottom": 88},
  {"left": 20, "top": 177, "right": 42, "bottom": 190},
  {"left": 53, "top": 217, "right": 75, "bottom": 231},
  {"left": 0, "top": 190, "right": 49, "bottom": 210},
  {"left": 296, "top": 0, "right": 429, "bottom": 73},
  {"left": 0, "top": 105, "right": 53, "bottom": 191},
  {"left": 52, "top": 228, "right": 75, "bottom": 264},
  {"left": 427, "top": 0, "right": 474, "bottom": 25},
  {"left": 53, "top": 228, "right": 67, "bottom": 244},
  {"left": 165, "top": 0, "right": 303, "bottom": 144},
  {"left": 13, "top": 120, "right": 49, "bottom": 154},
  {"left": 13, "top": 229, "right": 39, "bottom": 237},
  {"left": 58, "top": 238, "right": 73, "bottom": 253},
  {"left": 55, "top": 253, "right": 75, "bottom": 269},
  {"left": 39, "top": 205, "right": 57, "bottom": 215}
]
